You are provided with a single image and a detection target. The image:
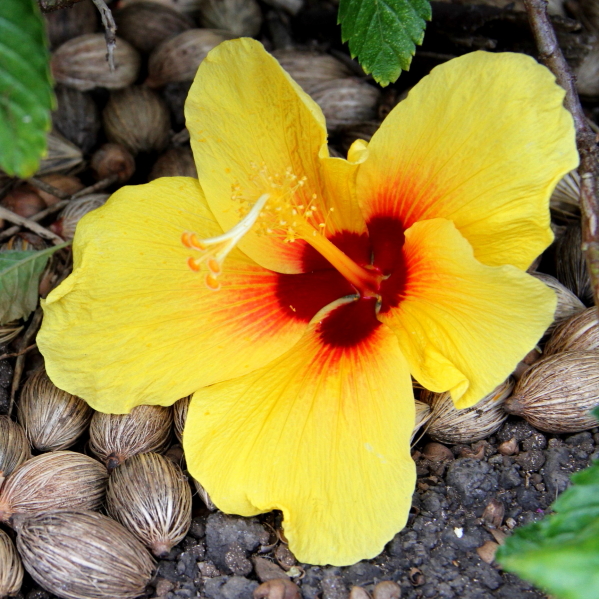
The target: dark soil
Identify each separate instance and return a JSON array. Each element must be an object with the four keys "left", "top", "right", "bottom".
[{"left": 10, "top": 417, "right": 597, "bottom": 599}]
